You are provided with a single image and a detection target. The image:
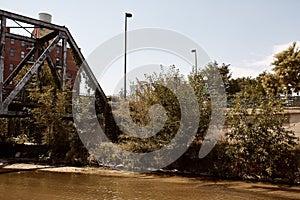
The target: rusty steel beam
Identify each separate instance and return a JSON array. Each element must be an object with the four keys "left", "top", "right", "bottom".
[
  {"left": 2, "top": 35, "right": 61, "bottom": 112},
  {"left": 65, "top": 28, "right": 107, "bottom": 101},
  {"left": 7, "top": 26, "right": 34, "bottom": 29},
  {"left": 0, "top": 16, "right": 6, "bottom": 111},
  {"left": 12, "top": 19, "right": 35, "bottom": 38},
  {"left": 6, "top": 32, "right": 36, "bottom": 44},
  {"left": 0, "top": 110, "right": 27, "bottom": 118},
  {"left": 62, "top": 37, "right": 67, "bottom": 89},
  {"left": 0, "top": 9, "right": 66, "bottom": 32},
  {"left": 3, "top": 47, "right": 36, "bottom": 87},
  {"left": 6, "top": 30, "right": 58, "bottom": 46}
]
